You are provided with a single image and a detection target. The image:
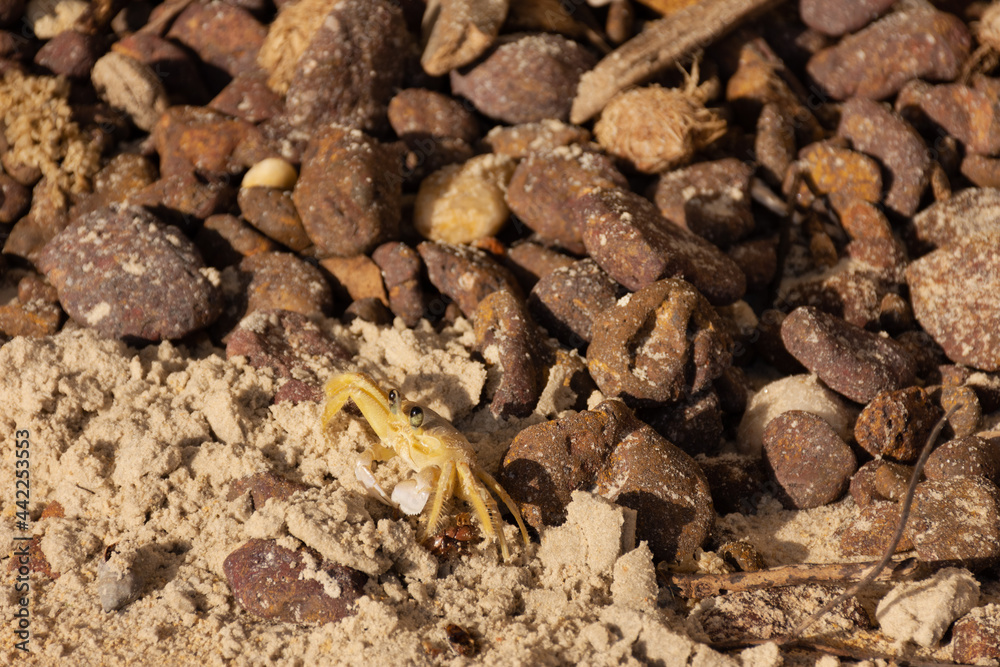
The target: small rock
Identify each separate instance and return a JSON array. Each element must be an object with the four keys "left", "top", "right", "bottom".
[
  {"left": 152, "top": 106, "right": 271, "bottom": 180},
  {"left": 319, "top": 255, "right": 389, "bottom": 307},
  {"left": 855, "top": 387, "right": 943, "bottom": 462},
  {"left": 838, "top": 500, "right": 912, "bottom": 557},
  {"left": 876, "top": 568, "right": 979, "bottom": 647},
  {"left": 587, "top": 279, "right": 732, "bottom": 406},
  {"left": 482, "top": 120, "right": 591, "bottom": 158},
  {"left": 791, "top": 143, "right": 882, "bottom": 210},
  {"left": 931, "top": 384, "right": 982, "bottom": 439},
  {"left": 849, "top": 459, "right": 890, "bottom": 508},
  {"left": 800, "top": 0, "right": 895, "bottom": 36},
  {"left": 762, "top": 410, "right": 857, "bottom": 509},
  {"left": 209, "top": 70, "right": 283, "bottom": 123},
  {"left": 925, "top": 435, "right": 1000, "bottom": 484},
  {"left": 91, "top": 52, "right": 168, "bottom": 132},
  {"left": 573, "top": 187, "right": 746, "bottom": 305},
  {"left": 372, "top": 242, "right": 427, "bottom": 327},
  {"left": 653, "top": 158, "right": 755, "bottom": 247},
  {"left": 227, "top": 471, "right": 311, "bottom": 508},
  {"left": 237, "top": 187, "right": 312, "bottom": 252},
  {"left": 726, "top": 237, "right": 779, "bottom": 292},
  {"left": 0, "top": 172, "right": 30, "bottom": 224},
  {"left": 909, "top": 477, "right": 1000, "bottom": 569},
  {"left": 239, "top": 252, "right": 333, "bottom": 318},
  {"left": 507, "top": 146, "right": 628, "bottom": 255},
  {"left": 413, "top": 154, "right": 515, "bottom": 244},
  {"left": 806, "top": 8, "right": 971, "bottom": 101},
  {"left": 697, "top": 453, "right": 765, "bottom": 516},
  {"left": 472, "top": 290, "right": 544, "bottom": 419},
  {"left": 717, "top": 541, "right": 766, "bottom": 572},
  {"left": 36, "top": 204, "right": 221, "bottom": 342},
  {"left": 112, "top": 32, "right": 210, "bottom": 105},
  {"left": 780, "top": 268, "right": 890, "bottom": 330},
  {"left": 500, "top": 399, "right": 714, "bottom": 562},
  {"left": 906, "top": 234, "right": 1000, "bottom": 371},
  {"left": 293, "top": 125, "right": 401, "bottom": 258},
  {"left": 195, "top": 214, "right": 277, "bottom": 267},
  {"left": 450, "top": 33, "right": 596, "bottom": 124},
  {"left": 388, "top": 88, "right": 480, "bottom": 145},
  {"left": 343, "top": 297, "right": 393, "bottom": 325},
  {"left": 97, "top": 544, "right": 142, "bottom": 613},
  {"left": 953, "top": 605, "right": 1000, "bottom": 663},
  {"left": 528, "top": 258, "right": 625, "bottom": 349},
  {"left": 909, "top": 187, "right": 1000, "bottom": 250},
  {"left": 34, "top": 29, "right": 102, "bottom": 78},
  {"left": 167, "top": 0, "right": 266, "bottom": 78},
  {"left": 505, "top": 241, "right": 576, "bottom": 290},
  {"left": 780, "top": 306, "right": 916, "bottom": 403},
  {"left": 754, "top": 103, "right": 796, "bottom": 187},
  {"left": 0, "top": 271, "right": 61, "bottom": 338},
  {"left": 417, "top": 241, "right": 522, "bottom": 318},
  {"left": 912, "top": 82, "right": 1000, "bottom": 156},
  {"left": 637, "top": 390, "right": 724, "bottom": 457},
  {"left": 224, "top": 539, "right": 367, "bottom": 624}
]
